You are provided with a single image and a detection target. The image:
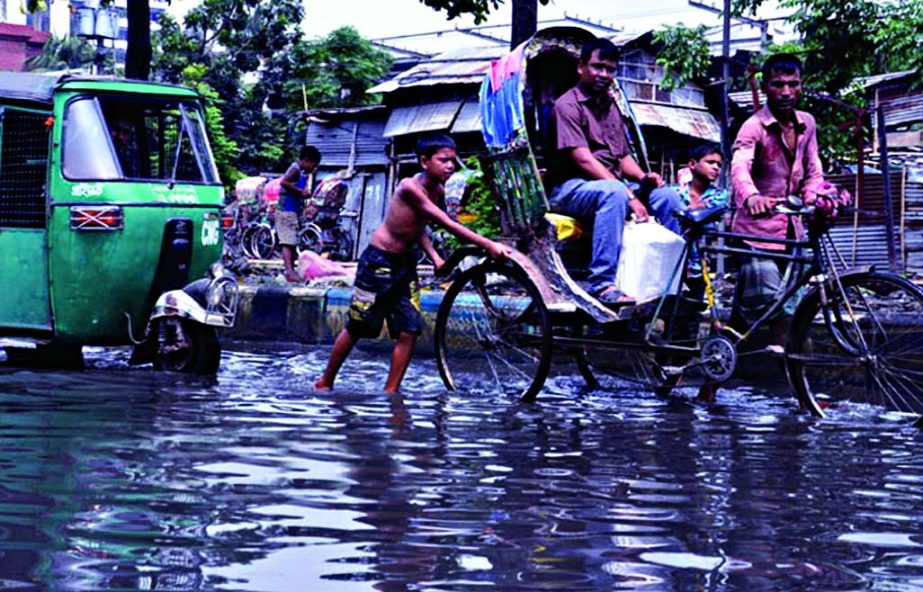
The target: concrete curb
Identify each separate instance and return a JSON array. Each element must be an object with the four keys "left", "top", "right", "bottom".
[{"left": 223, "top": 283, "right": 445, "bottom": 355}]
